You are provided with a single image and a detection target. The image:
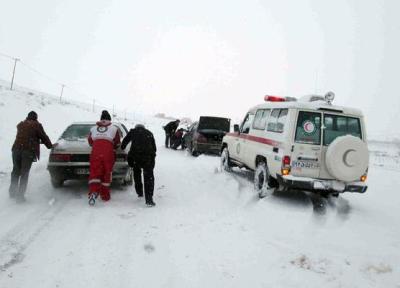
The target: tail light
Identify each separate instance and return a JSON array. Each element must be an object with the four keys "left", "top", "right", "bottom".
[
  {"left": 281, "top": 155, "right": 291, "bottom": 176},
  {"left": 196, "top": 132, "right": 207, "bottom": 143},
  {"left": 360, "top": 169, "right": 368, "bottom": 182},
  {"left": 50, "top": 153, "right": 71, "bottom": 162}
]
